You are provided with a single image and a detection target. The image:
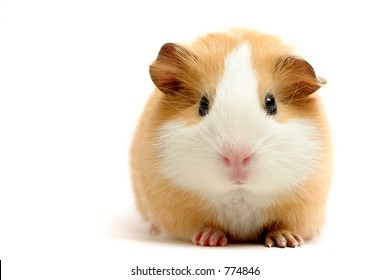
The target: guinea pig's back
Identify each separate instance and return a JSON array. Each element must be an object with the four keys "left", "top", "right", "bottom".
[{"left": 130, "top": 90, "right": 162, "bottom": 220}]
